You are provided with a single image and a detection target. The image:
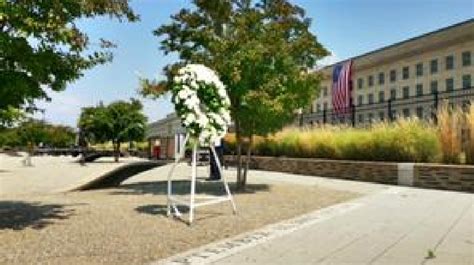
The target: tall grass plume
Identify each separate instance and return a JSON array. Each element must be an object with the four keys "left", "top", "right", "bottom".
[{"left": 437, "top": 103, "right": 462, "bottom": 164}]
